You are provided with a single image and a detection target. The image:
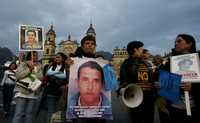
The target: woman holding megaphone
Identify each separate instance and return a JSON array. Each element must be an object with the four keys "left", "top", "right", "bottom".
[{"left": 119, "top": 41, "right": 156, "bottom": 123}]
